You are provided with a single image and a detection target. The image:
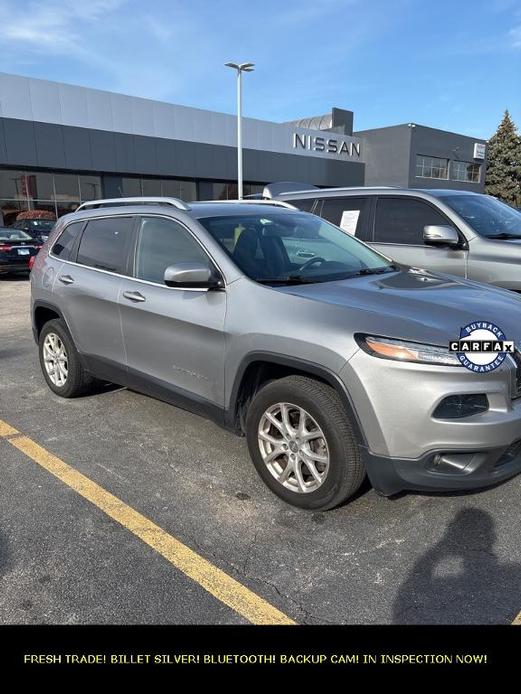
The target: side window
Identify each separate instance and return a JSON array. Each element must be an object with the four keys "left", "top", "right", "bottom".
[
  {"left": 76, "top": 217, "right": 134, "bottom": 273},
  {"left": 283, "top": 198, "right": 316, "bottom": 213},
  {"left": 135, "top": 217, "right": 209, "bottom": 284},
  {"left": 374, "top": 198, "right": 450, "bottom": 245},
  {"left": 51, "top": 221, "right": 83, "bottom": 260},
  {"left": 321, "top": 197, "right": 371, "bottom": 240}
]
